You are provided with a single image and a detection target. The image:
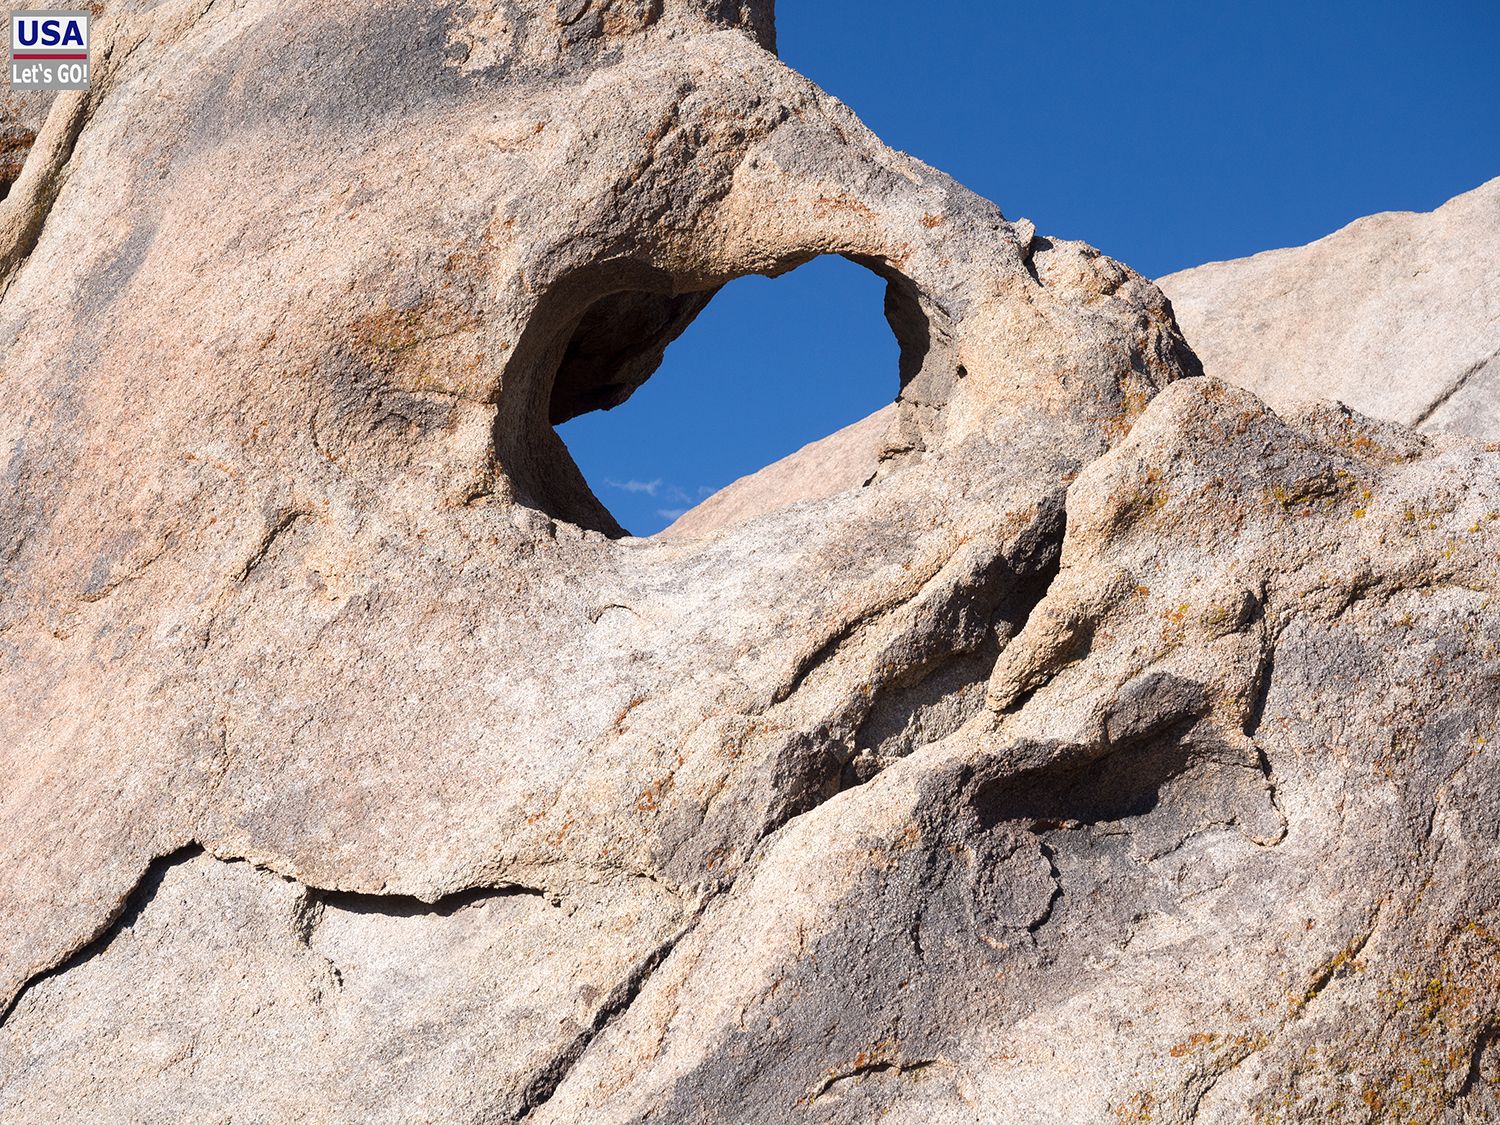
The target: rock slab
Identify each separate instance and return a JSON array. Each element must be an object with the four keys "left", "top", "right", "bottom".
[{"left": 1159, "top": 176, "right": 1500, "bottom": 437}]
